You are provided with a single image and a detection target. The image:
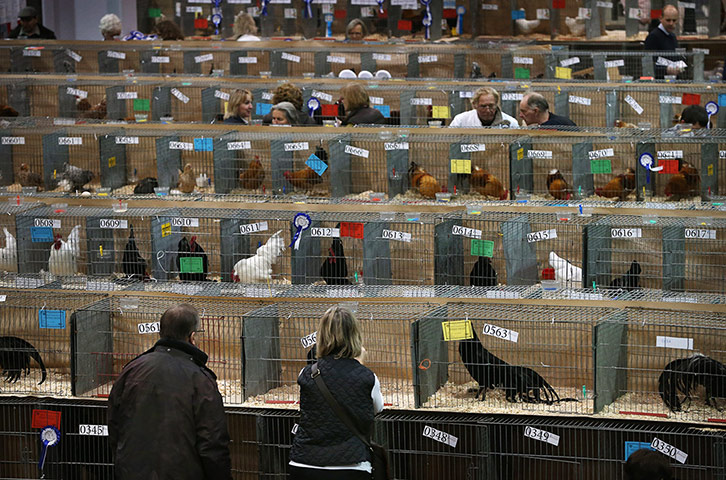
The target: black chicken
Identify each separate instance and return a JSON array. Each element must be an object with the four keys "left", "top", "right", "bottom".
[
  {"left": 134, "top": 177, "right": 158, "bottom": 194},
  {"left": 175, "top": 236, "right": 209, "bottom": 282},
  {"left": 121, "top": 224, "right": 147, "bottom": 280},
  {"left": 0, "top": 336, "right": 47, "bottom": 384},
  {"left": 470, "top": 257, "right": 497, "bottom": 287},
  {"left": 610, "top": 260, "right": 642, "bottom": 291},
  {"left": 320, "top": 237, "right": 350, "bottom": 285},
  {"left": 659, "top": 354, "right": 726, "bottom": 412}
]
